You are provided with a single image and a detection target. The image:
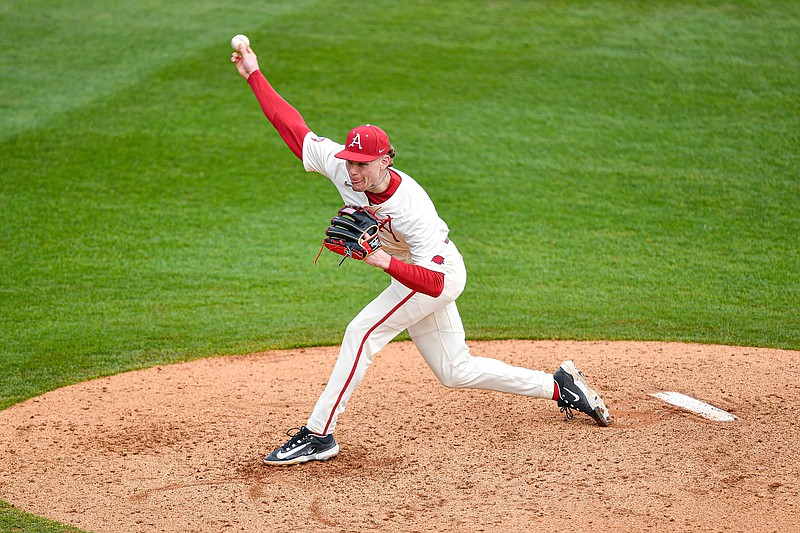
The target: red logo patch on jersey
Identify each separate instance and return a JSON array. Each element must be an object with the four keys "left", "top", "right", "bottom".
[
  {"left": 432, "top": 255, "right": 445, "bottom": 265},
  {"left": 377, "top": 215, "right": 400, "bottom": 243}
]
